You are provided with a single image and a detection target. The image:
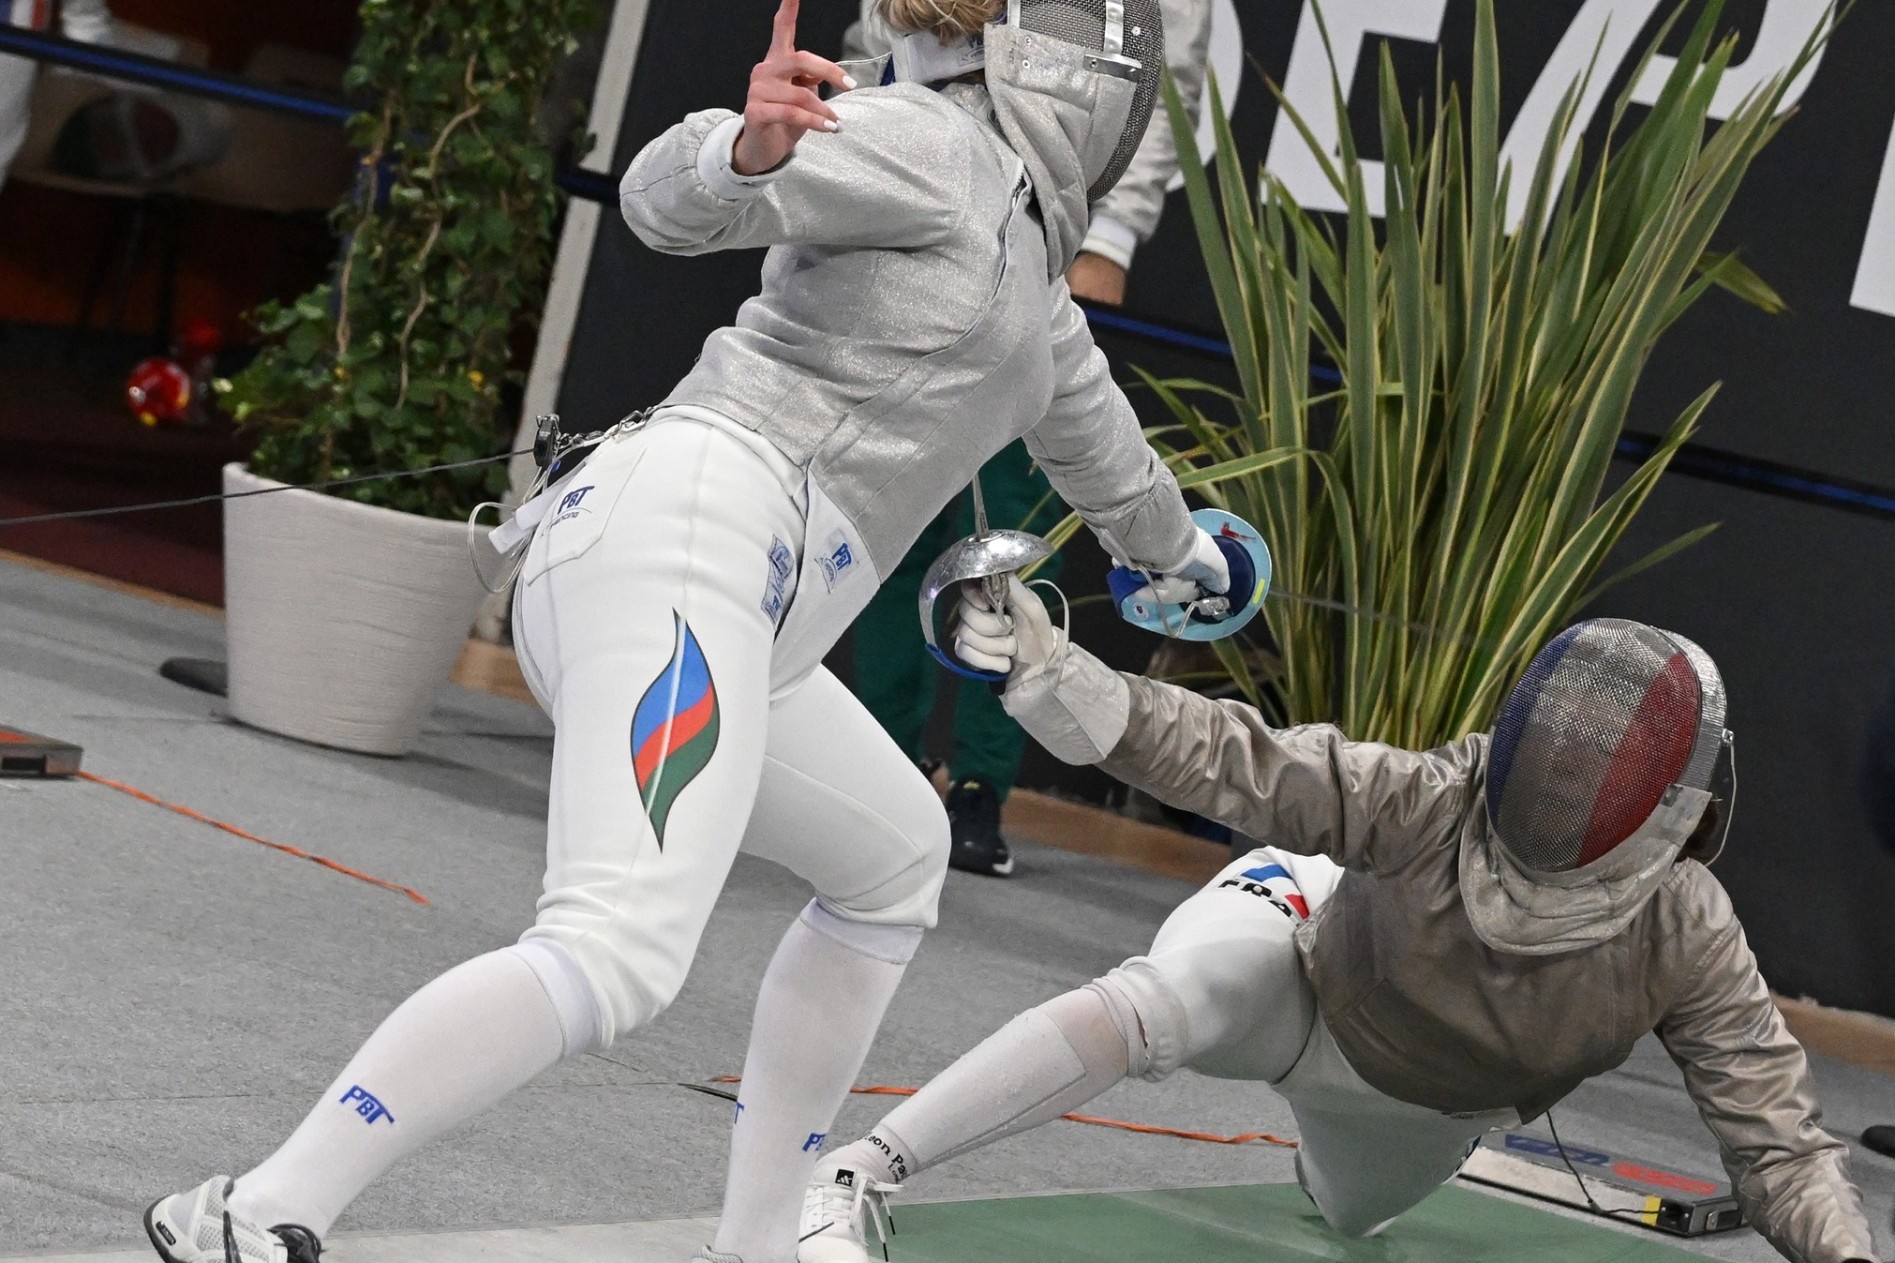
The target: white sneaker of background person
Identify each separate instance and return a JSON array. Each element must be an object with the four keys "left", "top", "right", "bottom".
[
  {"left": 798, "top": 1149, "right": 904, "bottom": 1263},
  {"left": 145, "top": 1176, "right": 321, "bottom": 1263}
]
